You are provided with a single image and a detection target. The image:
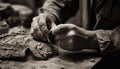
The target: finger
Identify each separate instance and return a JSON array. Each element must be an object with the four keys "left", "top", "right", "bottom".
[
  {"left": 31, "top": 20, "right": 47, "bottom": 41},
  {"left": 31, "top": 27, "right": 42, "bottom": 40},
  {"left": 32, "top": 15, "right": 50, "bottom": 40},
  {"left": 31, "top": 27, "right": 37, "bottom": 38},
  {"left": 37, "top": 15, "right": 49, "bottom": 38},
  {"left": 32, "top": 16, "right": 41, "bottom": 30},
  {"left": 31, "top": 30, "right": 39, "bottom": 40},
  {"left": 35, "top": 29, "right": 47, "bottom": 41},
  {"left": 34, "top": 22, "right": 47, "bottom": 40},
  {"left": 31, "top": 24, "right": 40, "bottom": 37},
  {"left": 31, "top": 17, "right": 38, "bottom": 28},
  {"left": 31, "top": 27, "right": 34, "bottom": 34},
  {"left": 54, "top": 30, "right": 79, "bottom": 41},
  {"left": 51, "top": 24, "right": 75, "bottom": 35},
  {"left": 40, "top": 22, "right": 49, "bottom": 36}
]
